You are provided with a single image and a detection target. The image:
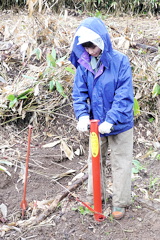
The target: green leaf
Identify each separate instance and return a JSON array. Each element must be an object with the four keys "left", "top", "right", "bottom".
[
  {"left": 95, "top": 10, "right": 103, "bottom": 18},
  {"left": 22, "top": 75, "right": 37, "bottom": 80},
  {"left": 7, "top": 89, "right": 33, "bottom": 108},
  {"left": 51, "top": 47, "right": 56, "bottom": 60},
  {"left": 49, "top": 80, "right": 56, "bottom": 91},
  {"left": 148, "top": 117, "right": 155, "bottom": 123},
  {"left": 7, "top": 94, "right": 16, "bottom": 101},
  {"left": 132, "top": 159, "right": 141, "bottom": 168},
  {"left": 156, "top": 154, "right": 160, "bottom": 160},
  {"left": 46, "top": 53, "right": 56, "bottom": 67},
  {"left": 19, "top": 95, "right": 28, "bottom": 100},
  {"left": 56, "top": 81, "right": 67, "bottom": 97},
  {"left": 31, "top": 47, "right": 42, "bottom": 60},
  {"left": 65, "top": 67, "right": 75, "bottom": 75},
  {"left": 132, "top": 159, "right": 146, "bottom": 174},
  {"left": 17, "top": 89, "right": 33, "bottom": 99},
  {"left": 150, "top": 177, "right": 159, "bottom": 187},
  {"left": 152, "top": 83, "right": 160, "bottom": 98},
  {"left": 132, "top": 167, "right": 139, "bottom": 174},
  {"left": 72, "top": 206, "right": 93, "bottom": 215},
  {"left": 133, "top": 98, "right": 140, "bottom": 116},
  {"left": 9, "top": 98, "right": 18, "bottom": 108},
  {"left": 0, "top": 165, "right": 11, "bottom": 176}
]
